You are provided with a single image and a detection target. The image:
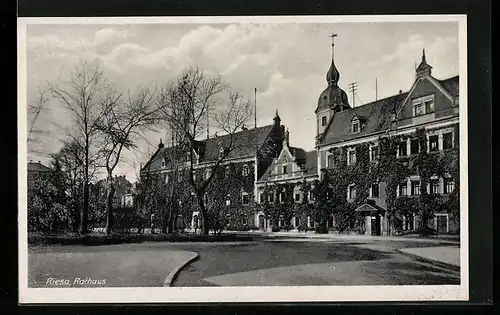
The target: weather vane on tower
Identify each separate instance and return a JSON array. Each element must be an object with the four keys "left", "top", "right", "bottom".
[{"left": 330, "top": 33, "right": 337, "bottom": 58}]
